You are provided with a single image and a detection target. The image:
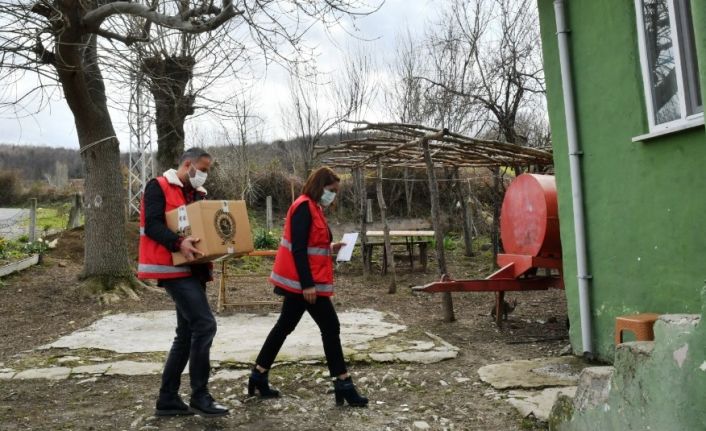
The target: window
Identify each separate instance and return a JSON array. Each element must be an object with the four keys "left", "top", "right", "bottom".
[{"left": 635, "top": 0, "right": 703, "bottom": 133}]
